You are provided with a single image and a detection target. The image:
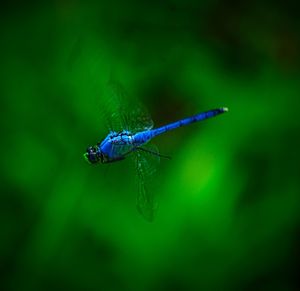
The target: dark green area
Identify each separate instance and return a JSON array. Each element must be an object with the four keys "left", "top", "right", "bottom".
[{"left": 1, "top": 1, "right": 300, "bottom": 290}]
